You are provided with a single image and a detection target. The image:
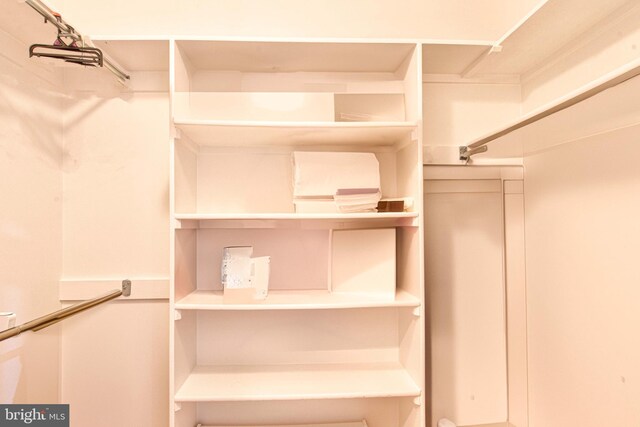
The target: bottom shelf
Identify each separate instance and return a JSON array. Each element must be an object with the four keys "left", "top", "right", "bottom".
[{"left": 197, "top": 422, "right": 367, "bottom": 427}]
